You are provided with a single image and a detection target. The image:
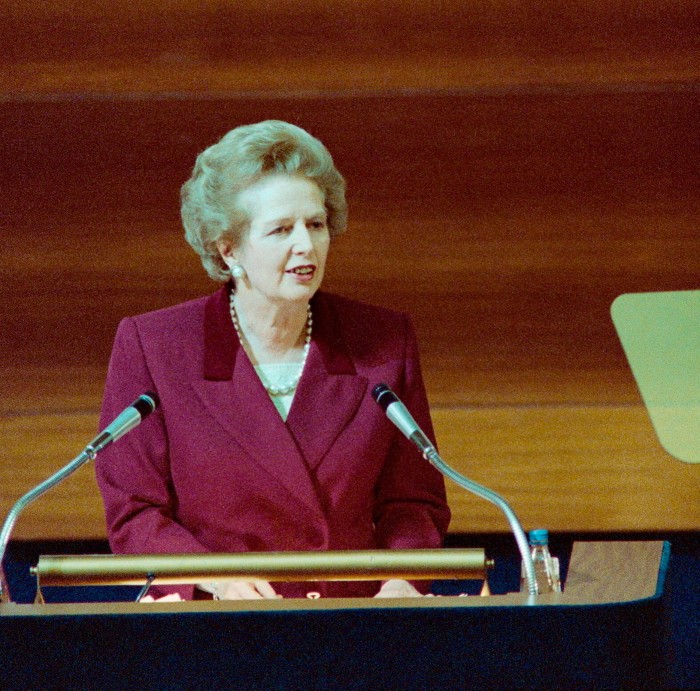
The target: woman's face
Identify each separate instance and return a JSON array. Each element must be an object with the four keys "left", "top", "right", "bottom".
[{"left": 221, "top": 173, "right": 331, "bottom": 306}]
